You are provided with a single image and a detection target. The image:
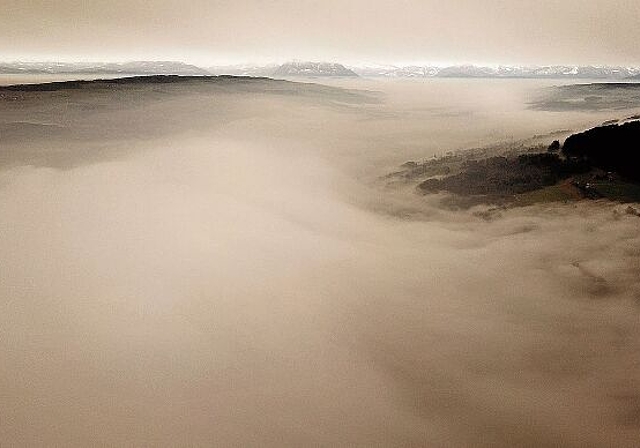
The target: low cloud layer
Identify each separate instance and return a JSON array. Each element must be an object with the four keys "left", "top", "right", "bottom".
[{"left": 1, "top": 78, "right": 640, "bottom": 446}]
